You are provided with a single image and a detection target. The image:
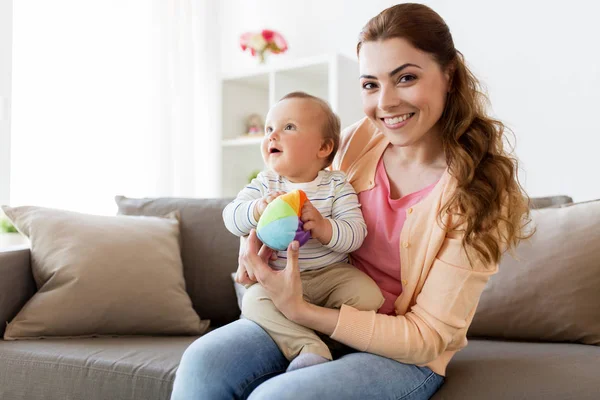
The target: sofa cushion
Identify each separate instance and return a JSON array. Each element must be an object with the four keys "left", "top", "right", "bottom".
[
  {"left": 115, "top": 196, "right": 241, "bottom": 326},
  {"left": 1, "top": 205, "right": 208, "bottom": 339},
  {"left": 432, "top": 339, "right": 600, "bottom": 400},
  {"left": 1, "top": 337, "right": 598, "bottom": 400},
  {"left": 469, "top": 199, "right": 600, "bottom": 345},
  {"left": 0, "top": 336, "right": 199, "bottom": 400}
]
